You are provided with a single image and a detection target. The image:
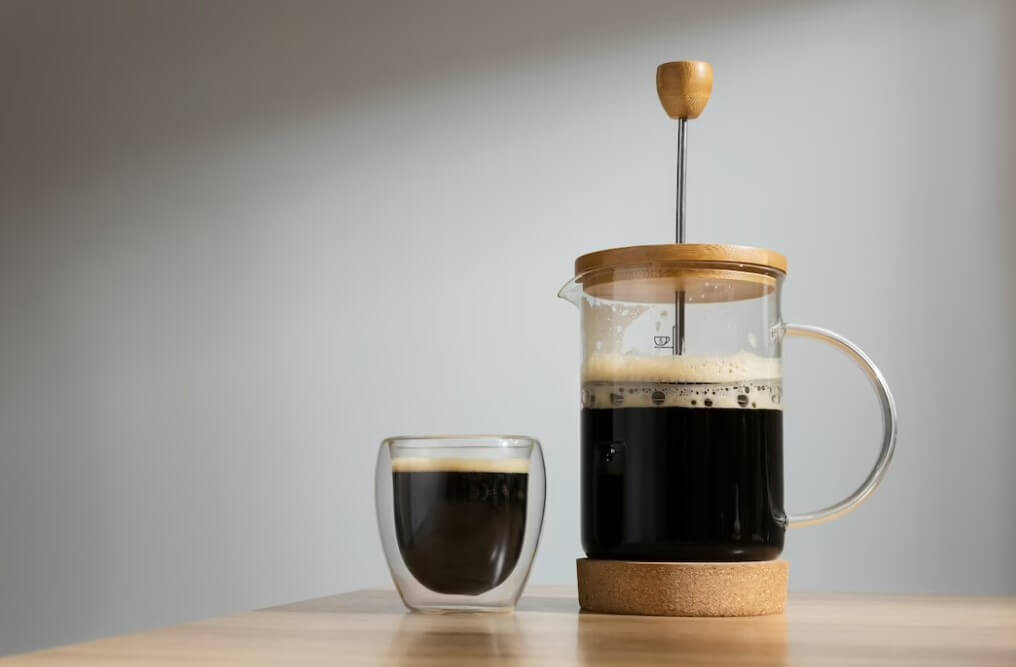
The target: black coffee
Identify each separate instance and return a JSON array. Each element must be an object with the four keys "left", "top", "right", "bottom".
[
  {"left": 581, "top": 378, "right": 784, "bottom": 562},
  {"left": 393, "top": 460, "right": 528, "bottom": 595}
]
